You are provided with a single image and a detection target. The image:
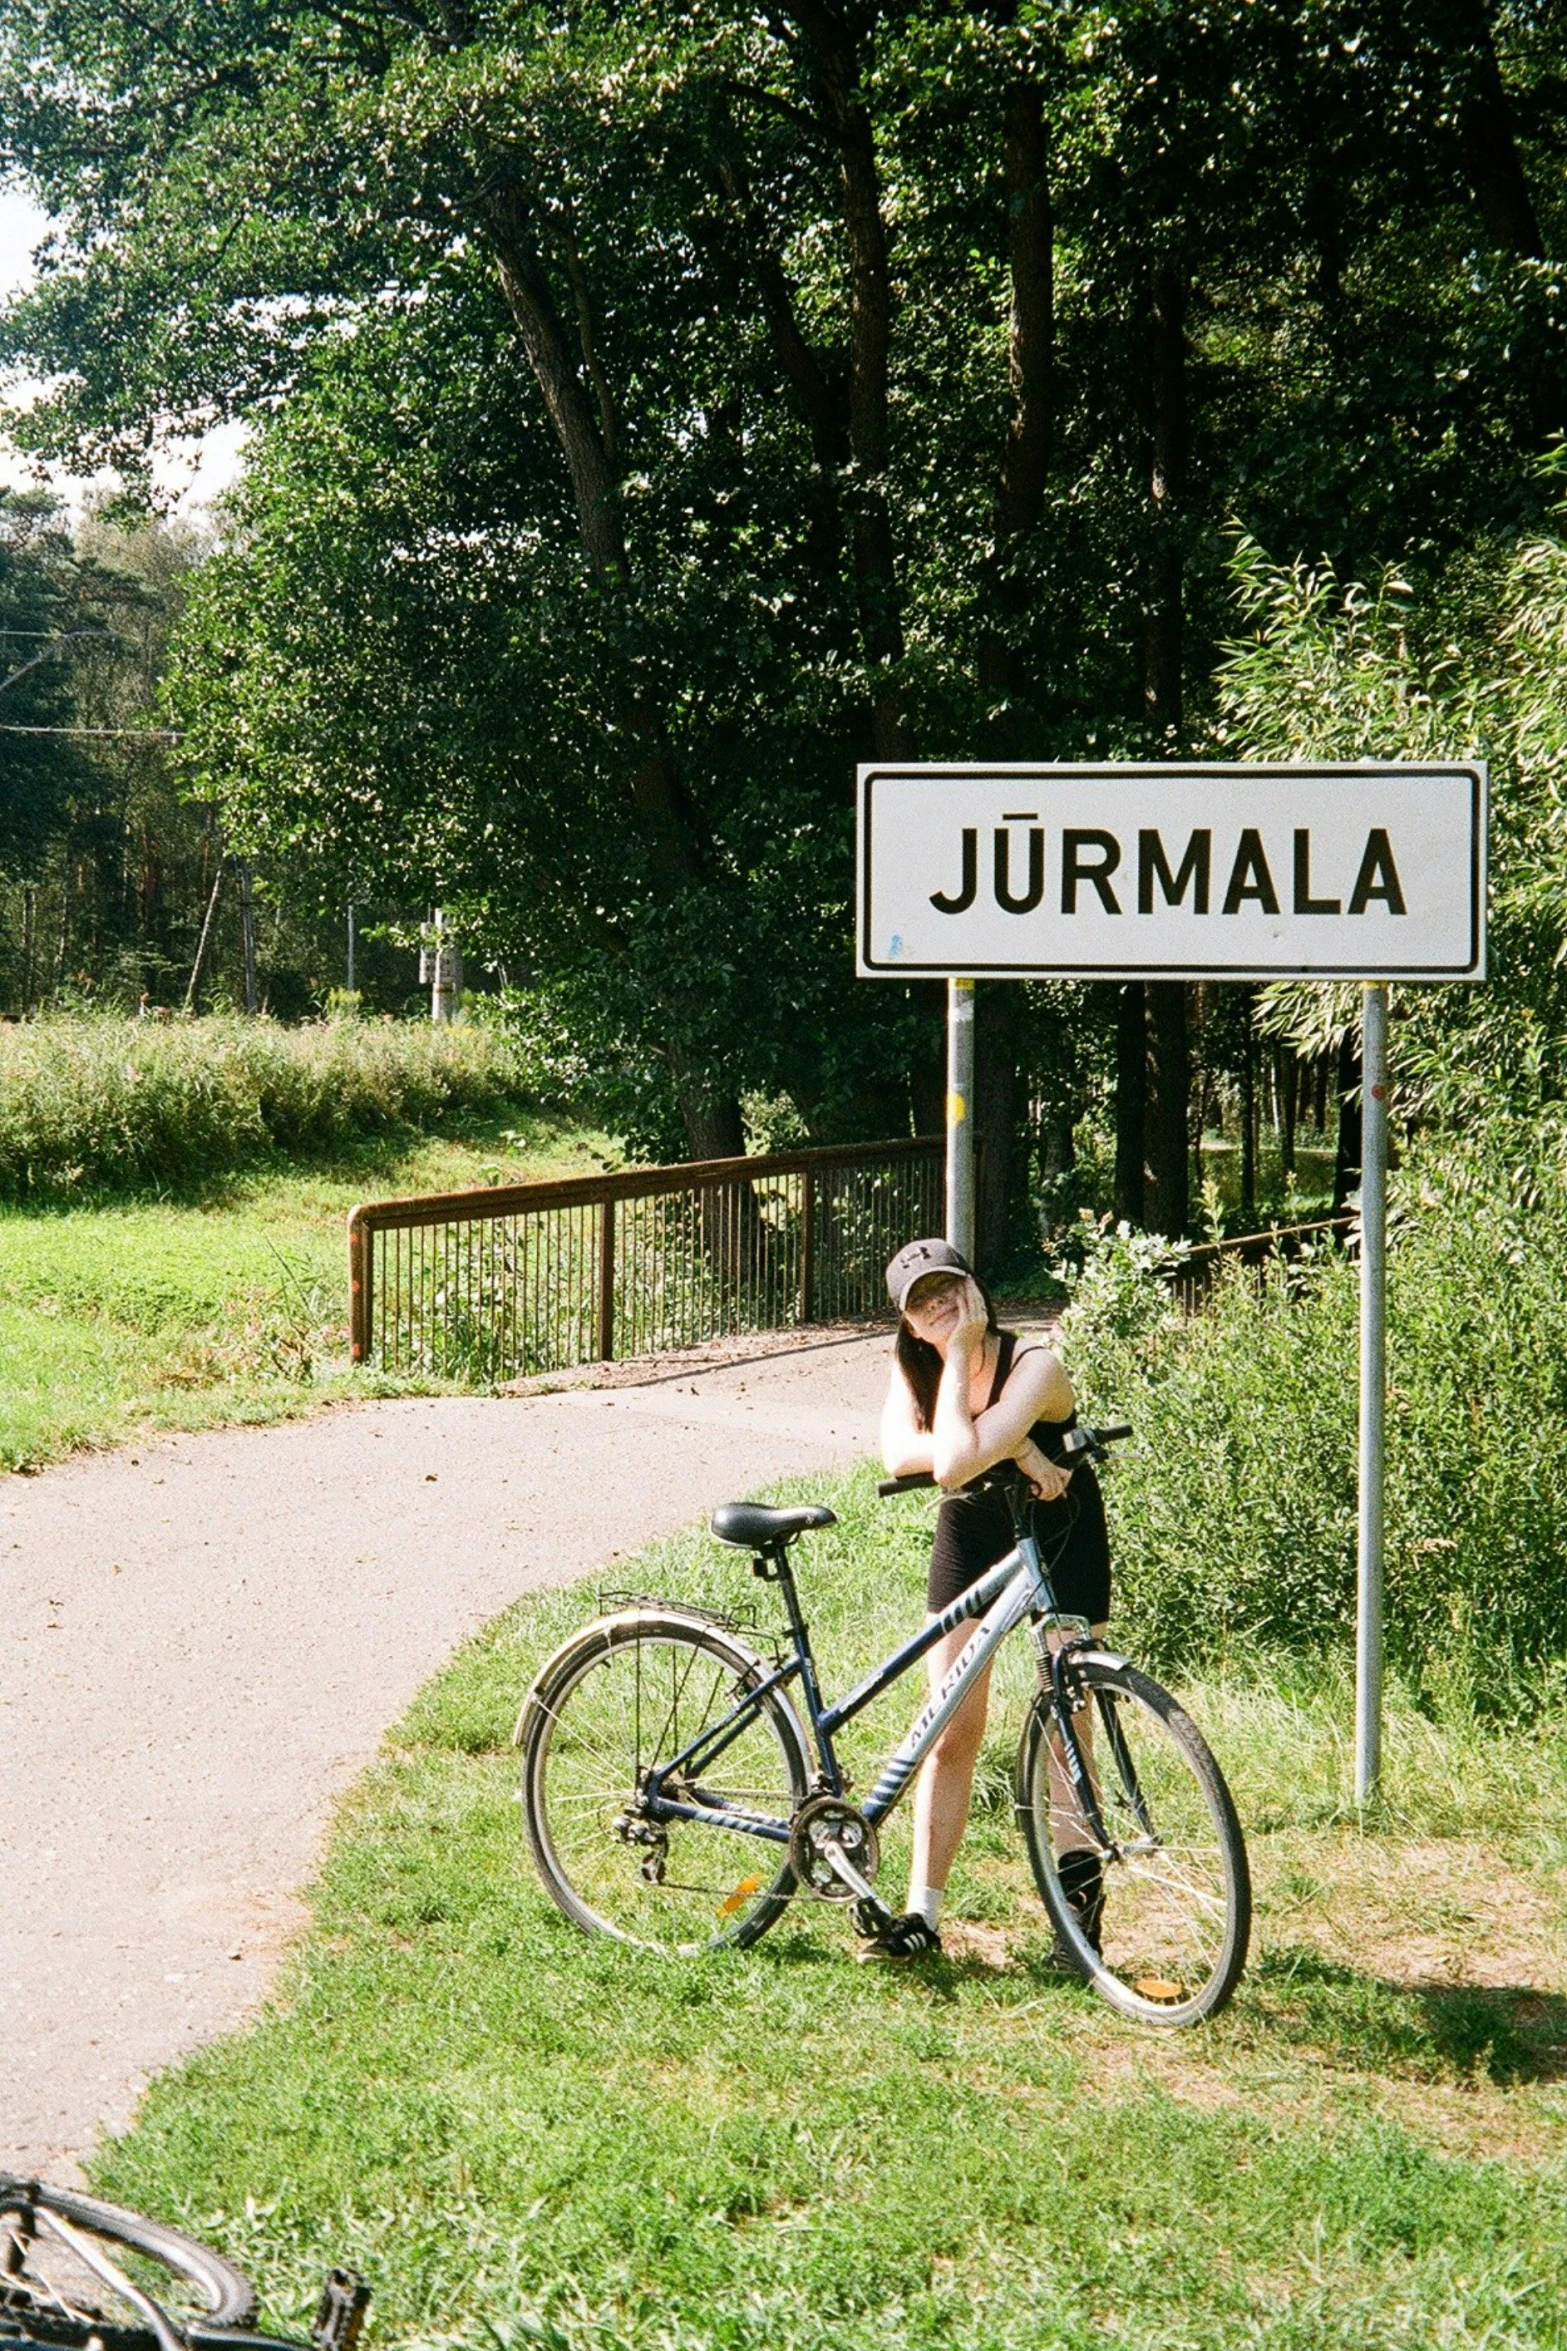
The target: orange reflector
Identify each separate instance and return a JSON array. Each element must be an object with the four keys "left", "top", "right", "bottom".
[
  {"left": 1133, "top": 1977, "right": 1185, "bottom": 2003},
  {"left": 717, "top": 1874, "right": 763, "bottom": 1918}
]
